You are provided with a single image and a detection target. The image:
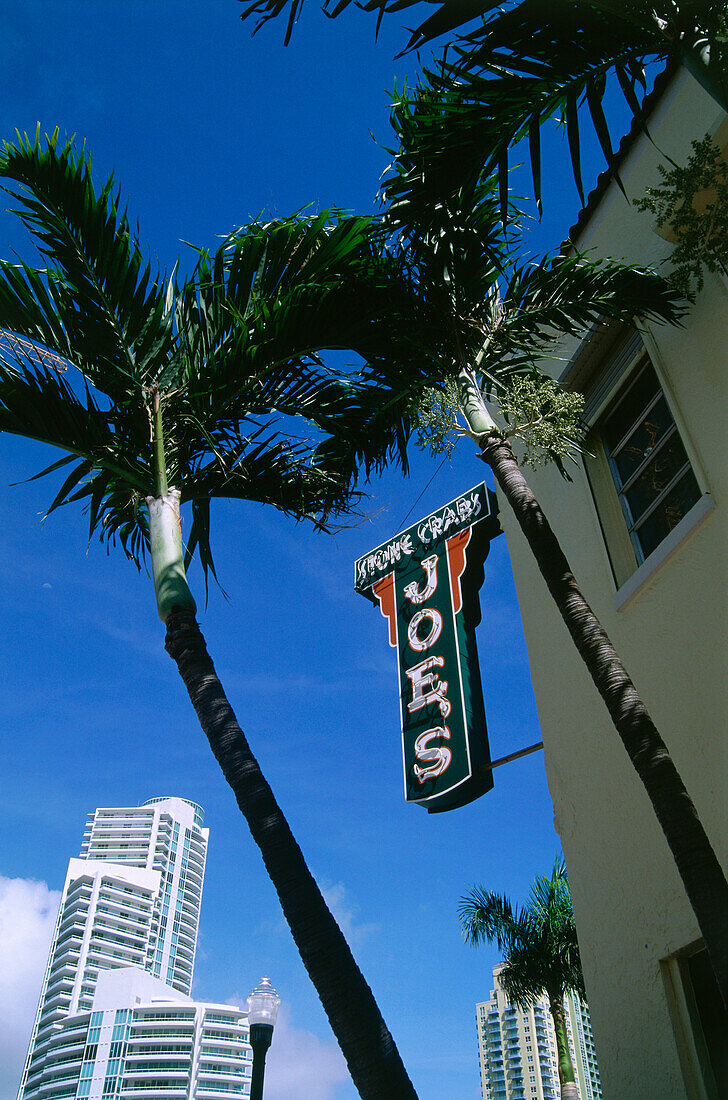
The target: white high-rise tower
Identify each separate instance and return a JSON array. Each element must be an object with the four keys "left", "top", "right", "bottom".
[
  {"left": 476, "top": 963, "right": 602, "bottom": 1100},
  {"left": 18, "top": 798, "right": 254, "bottom": 1100}
]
